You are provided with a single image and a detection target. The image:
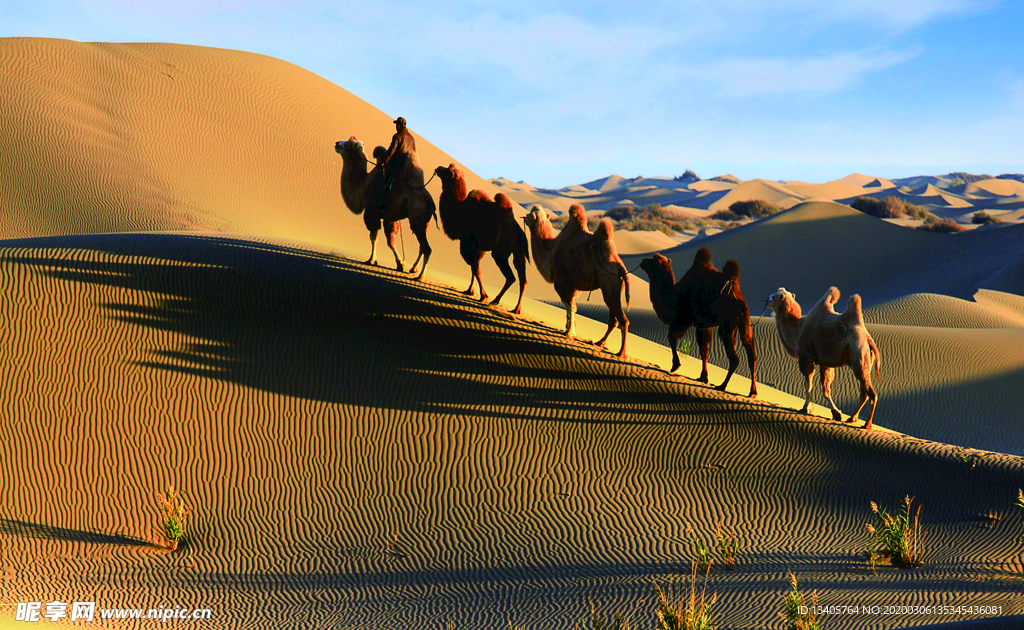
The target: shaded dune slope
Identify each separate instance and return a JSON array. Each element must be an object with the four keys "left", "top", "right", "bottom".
[{"left": 0, "top": 233, "right": 1021, "bottom": 629}]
